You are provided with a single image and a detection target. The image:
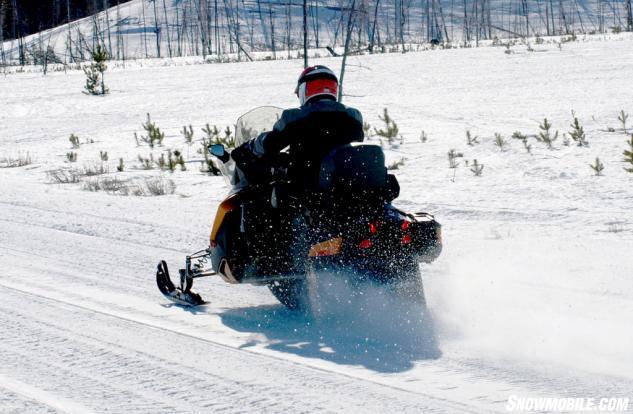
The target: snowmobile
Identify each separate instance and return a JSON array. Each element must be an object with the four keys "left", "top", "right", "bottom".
[{"left": 156, "top": 106, "right": 442, "bottom": 309}]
